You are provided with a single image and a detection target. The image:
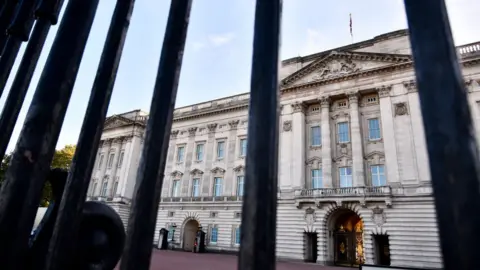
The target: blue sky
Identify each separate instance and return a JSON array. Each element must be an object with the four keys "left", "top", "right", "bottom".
[{"left": 0, "top": 0, "right": 478, "bottom": 152}]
